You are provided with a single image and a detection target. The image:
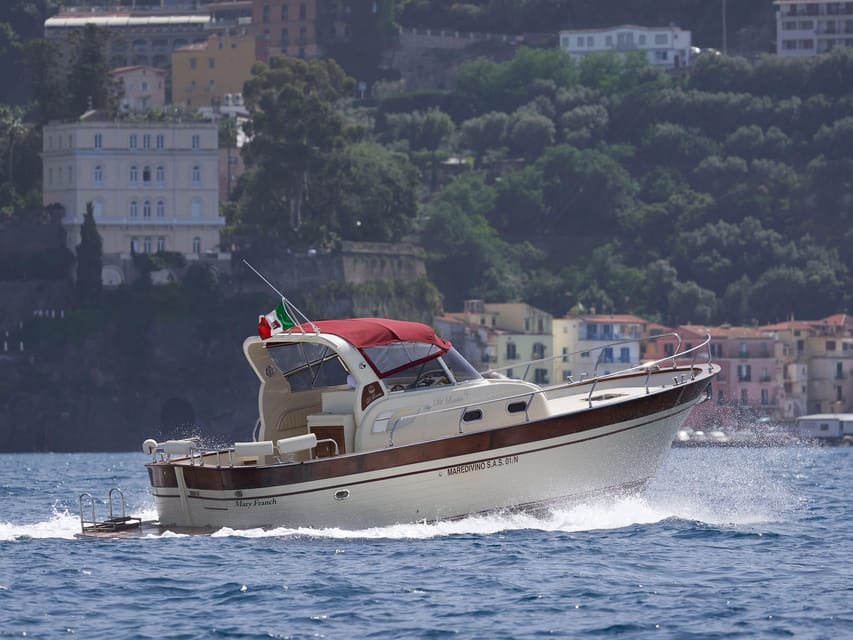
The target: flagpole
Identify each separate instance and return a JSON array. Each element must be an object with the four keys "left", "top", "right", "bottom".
[
  {"left": 243, "top": 259, "right": 286, "bottom": 299},
  {"left": 243, "top": 259, "right": 317, "bottom": 332}
]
